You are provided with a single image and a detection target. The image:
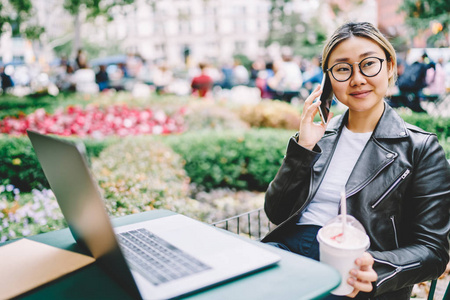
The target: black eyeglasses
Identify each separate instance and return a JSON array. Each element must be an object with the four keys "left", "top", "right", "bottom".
[{"left": 327, "top": 57, "right": 385, "bottom": 82}]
